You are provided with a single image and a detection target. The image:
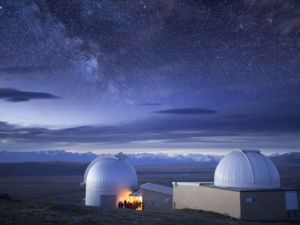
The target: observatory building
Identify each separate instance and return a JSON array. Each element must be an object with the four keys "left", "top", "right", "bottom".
[
  {"left": 173, "top": 150, "right": 300, "bottom": 221},
  {"left": 82, "top": 155, "right": 138, "bottom": 208}
]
